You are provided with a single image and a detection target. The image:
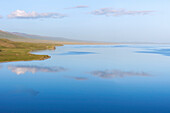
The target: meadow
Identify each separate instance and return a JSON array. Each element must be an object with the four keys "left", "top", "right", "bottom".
[{"left": 0, "top": 39, "right": 62, "bottom": 62}]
